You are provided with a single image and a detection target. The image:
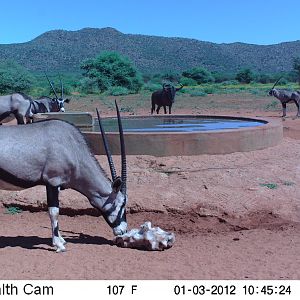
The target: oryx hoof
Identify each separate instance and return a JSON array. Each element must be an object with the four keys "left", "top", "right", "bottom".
[
  {"left": 55, "top": 246, "right": 66, "bottom": 253},
  {"left": 52, "top": 237, "right": 66, "bottom": 252},
  {"left": 59, "top": 236, "right": 67, "bottom": 245}
]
